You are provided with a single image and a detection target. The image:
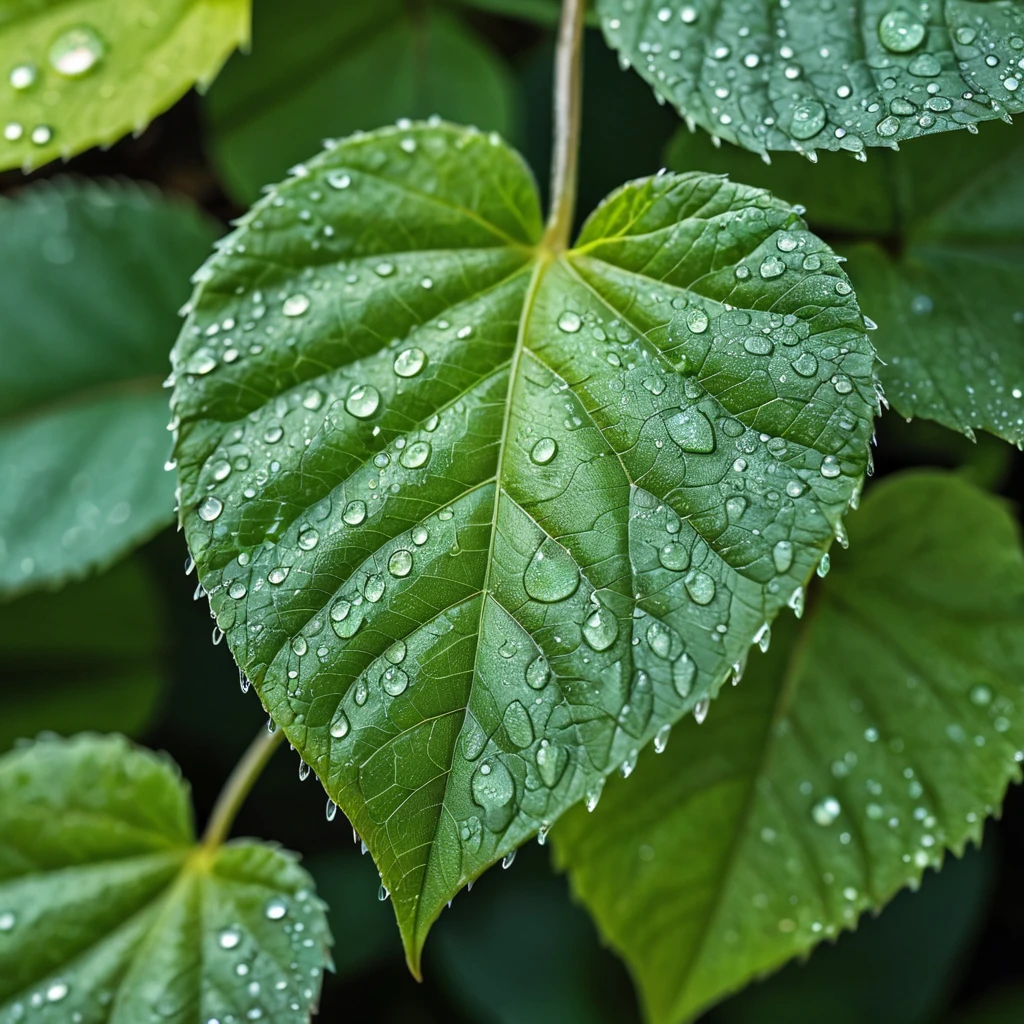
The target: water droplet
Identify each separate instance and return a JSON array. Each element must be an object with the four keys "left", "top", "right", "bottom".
[
  {"left": 667, "top": 408, "right": 716, "bottom": 453},
  {"left": 531, "top": 437, "right": 558, "bottom": 464},
  {"left": 265, "top": 899, "right": 287, "bottom": 921},
  {"left": 298, "top": 527, "right": 319, "bottom": 550},
  {"left": 524, "top": 540, "right": 579, "bottom": 603},
  {"left": 876, "top": 114, "right": 901, "bottom": 137},
  {"left": 970, "top": 684, "right": 993, "bottom": 707},
  {"left": 658, "top": 542, "right": 690, "bottom": 571},
  {"left": 382, "top": 667, "right": 409, "bottom": 696},
  {"left": 330, "top": 710, "right": 350, "bottom": 738},
  {"left": 673, "top": 654, "right": 696, "bottom": 698},
  {"left": 400, "top": 440, "right": 431, "bottom": 469},
  {"left": 654, "top": 723, "right": 671, "bottom": 753},
  {"left": 817, "top": 552, "right": 831, "bottom": 577},
  {"left": 49, "top": 26, "right": 105, "bottom": 77},
  {"left": 759, "top": 255, "right": 786, "bottom": 279},
  {"left": 345, "top": 384, "right": 380, "bottom": 419},
  {"left": 30, "top": 124, "right": 52, "bottom": 145},
  {"left": 326, "top": 799, "right": 338, "bottom": 822},
  {"left": 744, "top": 335, "right": 773, "bottom": 355},
  {"left": 557, "top": 311, "right": 582, "bottom": 333},
  {"left": 0, "top": 912, "right": 14, "bottom": 932},
  {"left": 219, "top": 928, "right": 241, "bottom": 950},
  {"left": 9, "top": 63, "right": 36, "bottom": 90},
  {"left": 198, "top": 496, "right": 223, "bottom": 521},
  {"left": 471, "top": 759, "right": 516, "bottom": 830},
  {"left": 878, "top": 11, "right": 925, "bottom": 52},
  {"left": 394, "top": 347, "right": 427, "bottom": 377},
  {"left": 526, "top": 654, "right": 550, "bottom": 689},
  {"left": 583, "top": 606, "right": 619, "bottom": 651},
  {"left": 686, "top": 307, "right": 709, "bottom": 333},
  {"left": 503, "top": 701, "right": 534, "bottom": 748},
  {"left": 343, "top": 499, "right": 367, "bottom": 525},
  {"left": 772, "top": 540, "right": 794, "bottom": 573},
  {"left": 45, "top": 982, "right": 69, "bottom": 1003},
  {"left": 693, "top": 698, "right": 710, "bottom": 724},
  {"left": 375, "top": 261, "right": 395, "bottom": 277},
  {"left": 820, "top": 455, "right": 842, "bottom": 478},
  {"left": 228, "top": 581, "right": 247, "bottom": 600},
  {"left": 388, "top": 549, "right": 413, "bottom": 577},
  {"left": 412, "top": 524, "right": 429, "bottom": 545},
  {"left": 282, "top": 293, "right": 310, "bottom": 317},
  {"left": 812, "top": 796, "right": 841, "bottom": 826},
  {"left": 267, "top": 566, "right": 290, "bottom": 585},
  {"left": 364, "top": 574, "right": 386, "bottom": 602},
  {"left": 536, "top": 740, "right": 563, "bottom": 786},
  {"left": 685, "top": 571, "right": 716, "bottom": 605},
  {"left": 3, "top": 121, "right": 23, "bottom": 141},
  {"left": 331, "top": 599, "right": 363, "bottom": 638},
  {"left": 790, "top": 99, "right": 827, "bottom": 139}
]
